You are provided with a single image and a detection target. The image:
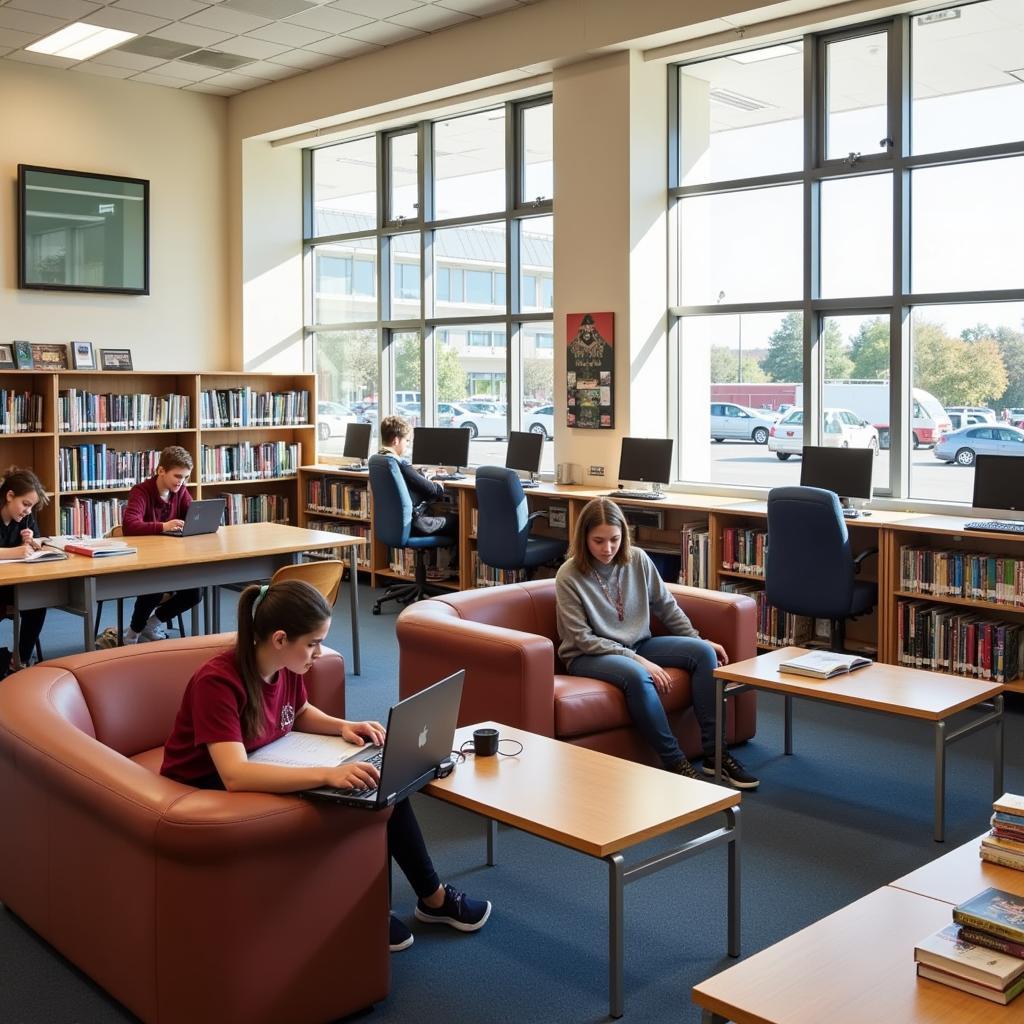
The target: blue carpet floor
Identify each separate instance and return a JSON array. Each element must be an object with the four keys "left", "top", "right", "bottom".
[{"left": 1, "top": 584, "right": 1019, "bottom": 1023}]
